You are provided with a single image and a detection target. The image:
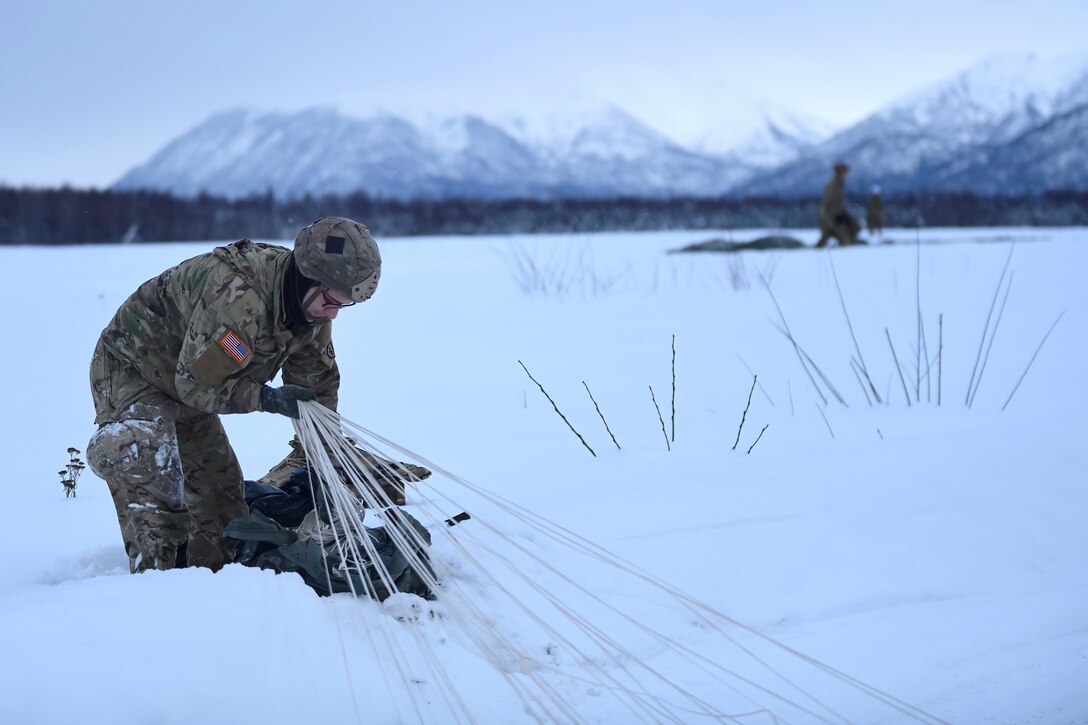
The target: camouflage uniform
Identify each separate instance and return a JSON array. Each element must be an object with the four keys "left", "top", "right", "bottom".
[
  {"left": 867, "top": 191, "right": 884, "bottom": 235},
  {"left": 87, "top": 240, "right": 338, "bottom": 572},
  {"left": 815, "top": 170, "right": 859, "bottom": 247}
]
